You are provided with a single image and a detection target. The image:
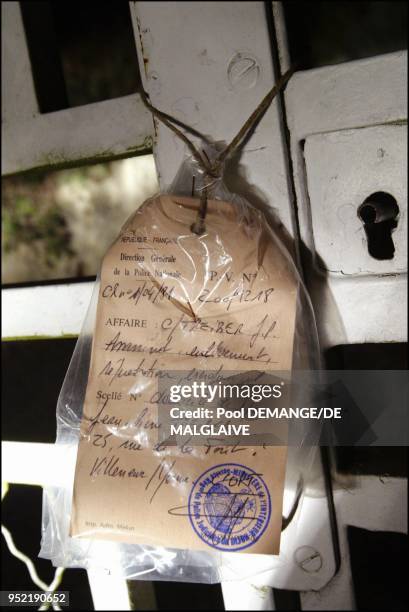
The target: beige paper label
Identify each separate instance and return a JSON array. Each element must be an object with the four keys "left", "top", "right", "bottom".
[{"left": 70, "top": 195, "right": 298, "bottom": 554}]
